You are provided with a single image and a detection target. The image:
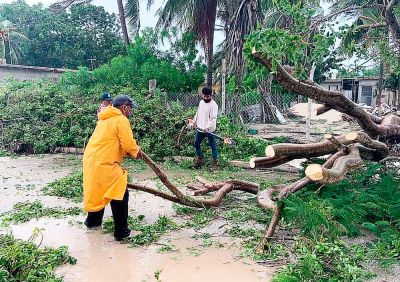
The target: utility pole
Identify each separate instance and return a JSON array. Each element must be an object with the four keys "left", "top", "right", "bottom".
[
  {"left": 306, "top": 63, "right": 316, "bottom": 141},
  {"left": 377, "top": 60, "right": 384, "bottom": 117},
  {"left": 88, "top": 58, "right": 96, "bottom": 71}
]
